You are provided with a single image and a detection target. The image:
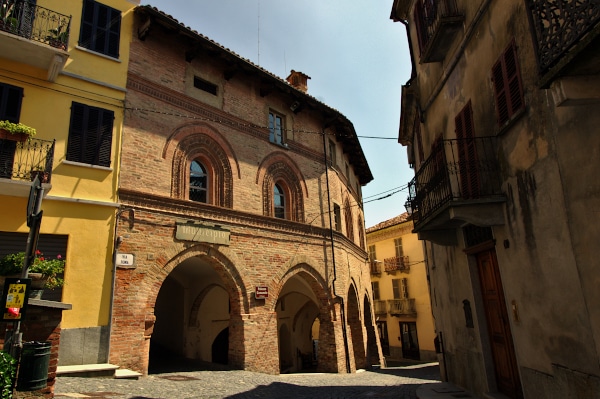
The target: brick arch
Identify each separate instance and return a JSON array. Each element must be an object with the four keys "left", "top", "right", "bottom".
[
  {"left": 163, "top": 123, "right": 240, "bottom": 208},
  {"left": 151, "top": 242, "right": 251, "bottom": 315},
  {"left": 272, "top": 263, "right": 331, "bottom": 313},
  {"left": 256, "top": 152, "right": 308, "bottom": 222}
]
